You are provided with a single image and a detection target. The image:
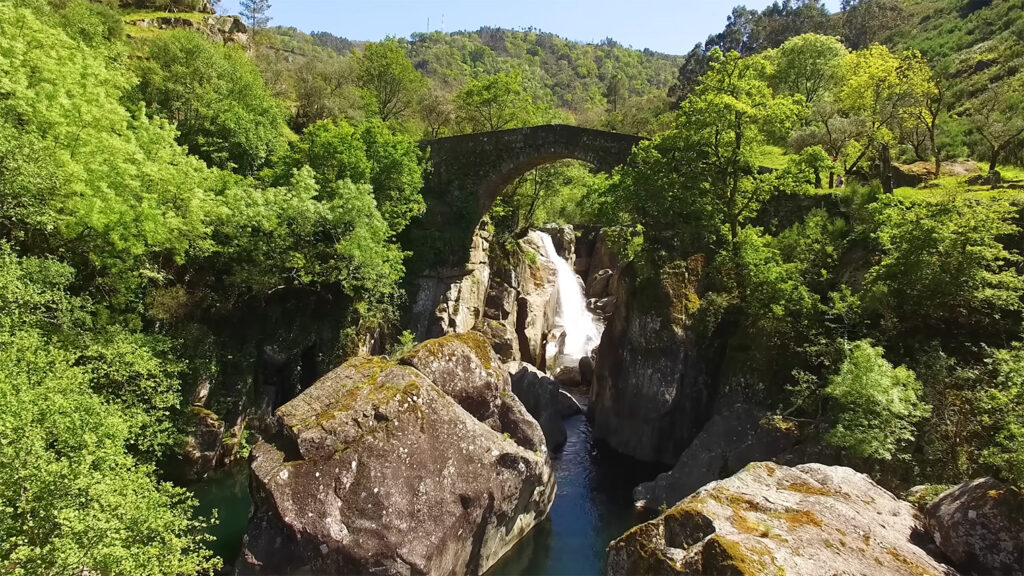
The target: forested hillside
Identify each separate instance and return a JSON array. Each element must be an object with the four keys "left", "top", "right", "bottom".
[
  {"left": 1, "top": 0, "right": 1024, "bottom": 573},
  {"left": 252, "top": 24, "right": 682, "bottom": 136}
]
